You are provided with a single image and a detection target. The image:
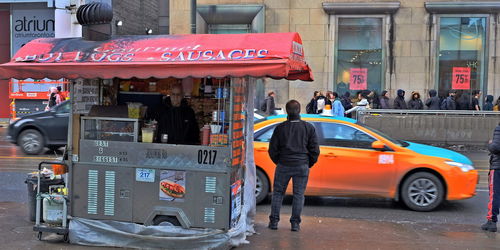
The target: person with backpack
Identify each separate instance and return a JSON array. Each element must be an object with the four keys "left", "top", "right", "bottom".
[
  {"left": 261, "top": 91, "right": 277, "bottom": 116},
  {"left": 441, "top": 90, "right": 457, "bottom": 110},
  {"left": 393, "top": 89, "right": 407, "bottom": 109},
  {"left": 306, "top": 91, "right": 319, "bottom": 114},
  {"left": 425, "top": 89, "right": 440, "bottom": 110},
  {"left": 484, "top": 95, "right": 494, "bottom": 111}
]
